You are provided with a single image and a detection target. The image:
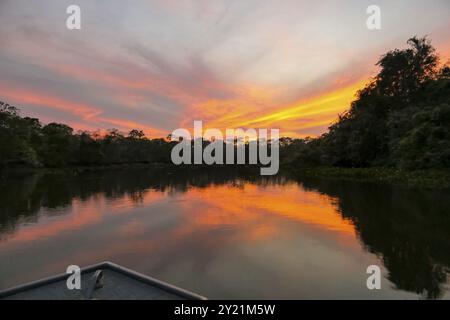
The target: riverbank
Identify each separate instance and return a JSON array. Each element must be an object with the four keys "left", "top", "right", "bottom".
[
  {"left": 2, "top": 164, "right": 449, "bottom": 189},
  {"left": 292, "top": 167, "right": 450, "bottom": 189},
  {"left": 0, "top": 163, "right": 171, "bottom": 175},
  {"left": 0, "top": 163, "right": 263, "bottom": 178}
]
